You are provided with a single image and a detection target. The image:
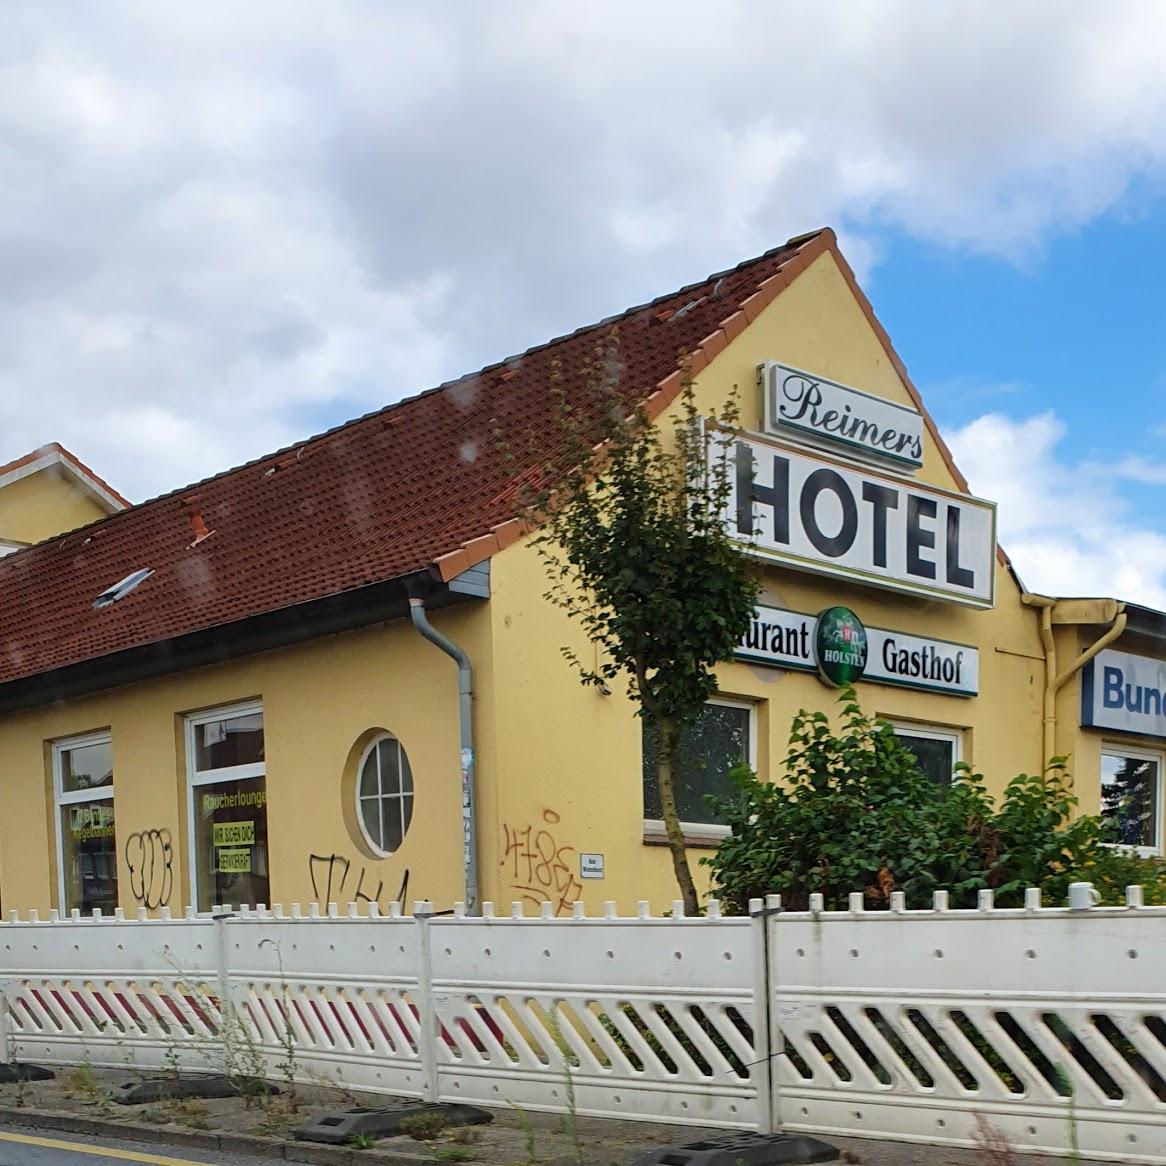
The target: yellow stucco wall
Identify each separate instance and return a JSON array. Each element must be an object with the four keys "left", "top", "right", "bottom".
[
  {"left": 0, "top": 248, "right": 1151, "bottom": 920},
  {"left": 483, "top": 251, "right": 1048, "bottom": 913},
  {"left": 0, "top": 465, "right": 112, "bottom": 546},
  {"left": 0, "top": 602, "right": 492, "bottom": 917}
]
